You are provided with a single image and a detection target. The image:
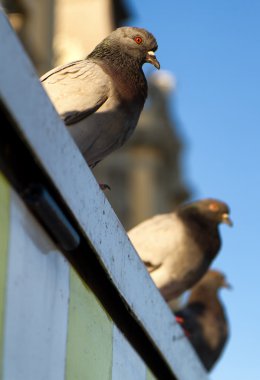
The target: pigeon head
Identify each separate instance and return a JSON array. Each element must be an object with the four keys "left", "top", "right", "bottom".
[
  {"left": 88, "top": 27, "right": 160, "bottom": 69},
  {"left": 199, "top": 270, "right": 232, "bottom": 292},
  {"left": 180, "top": 198, "right": 233, "bottom": 227}
]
